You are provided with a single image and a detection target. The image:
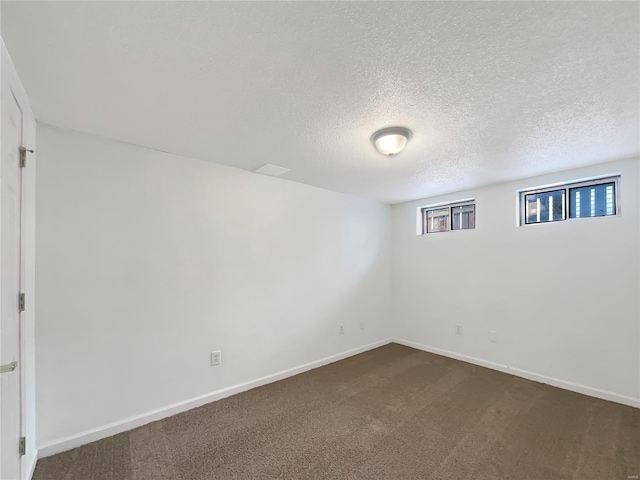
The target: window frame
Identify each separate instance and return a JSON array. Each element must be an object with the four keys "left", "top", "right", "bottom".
[
  {"left": 419, "top": 199, "right": 476, "bottom": 235},
  {"left": 518, "top": 175, "right": 621, "bottom": 226},
  {"left": 522, "top": 189, "right": 566, "bottom": 225}
]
